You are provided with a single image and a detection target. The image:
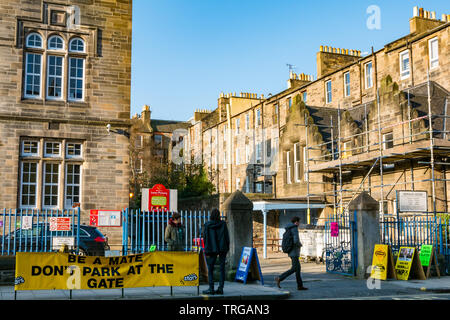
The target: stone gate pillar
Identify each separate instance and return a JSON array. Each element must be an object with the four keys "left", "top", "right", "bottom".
[
  {"left": 348, "top": 191, "right": 380, "bottom": 279},
  {"left": 222, "top": 190, "right": 253, "bottom": 275}
]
